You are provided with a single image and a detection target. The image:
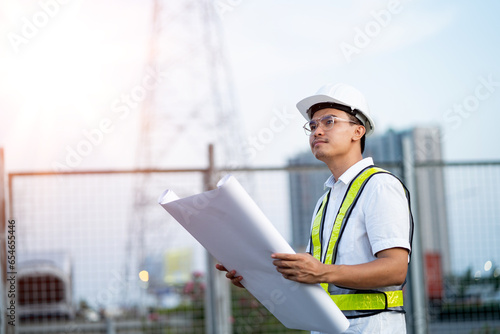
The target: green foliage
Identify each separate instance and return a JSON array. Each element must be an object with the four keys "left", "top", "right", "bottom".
[
  {"left": 468, "top": 324, "right": 500, "bottom": 334},
  {"left": 441, "top": 267, "right": 500, "bottom": 321},
  {"left": 230, "top": 285, "right": 308, "bottom": 334},
  {"left": 153, "top": 272, "right": 310, "bottom": 333}
]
